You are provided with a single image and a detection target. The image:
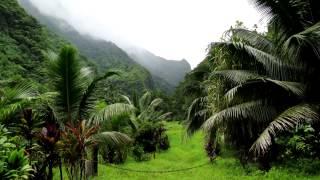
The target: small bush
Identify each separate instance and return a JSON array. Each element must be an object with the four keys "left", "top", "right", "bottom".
[
  {"left": 134, "top": 122, "right": 168, "bottom": 152},
  {"left": 100, "top": 146, "right": 128, "bottom": 164},
  {"left": 132, "top": 146, "right": 150, "bottom": 161}
]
